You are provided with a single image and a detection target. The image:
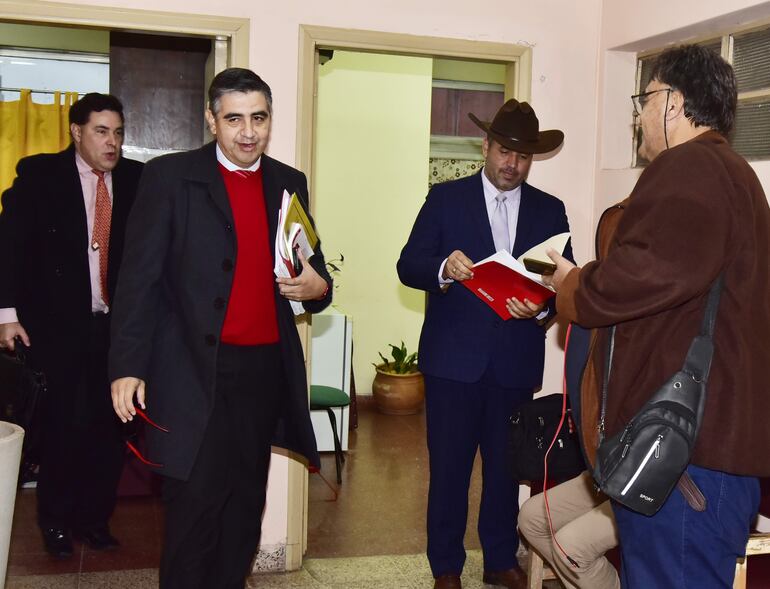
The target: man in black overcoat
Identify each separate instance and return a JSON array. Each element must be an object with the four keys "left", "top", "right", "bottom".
[
  {"left": 109, "top": 68, "right": 332, "bottom": 589},
  {"left": 0, "top": 93, "right": 144, "bottom": 557}
]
